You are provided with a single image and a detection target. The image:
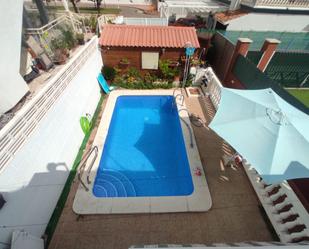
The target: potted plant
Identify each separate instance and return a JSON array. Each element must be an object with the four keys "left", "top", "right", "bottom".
[
  {"left": 119, "top": 58, "right": 130, "bottom": 69},
  {"left": 76, "top": 33, "right": 85, "bottom": 45},
  {"left": 61, "top": 27, "right": 77, "bottom": 50},
  {"left": 89, "top": 16, "right": 97, "bottom": 33},
  {"left": 173, "top": 67, "right": 180, "bottom": 82},
  {"left": 191, "top": 57, "right": 200, "bottom": 67},
  {"left": 101, "top": 65, "right": 116, "bottom": 83},
  {"left": 50, "top": 37, "right": 68, "bottom": 64}
]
